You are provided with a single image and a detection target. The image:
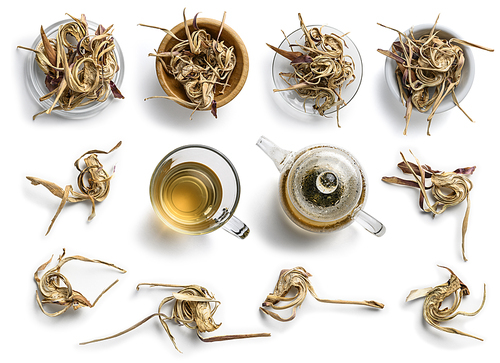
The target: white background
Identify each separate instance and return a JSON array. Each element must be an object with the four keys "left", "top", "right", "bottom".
[{"left": 2, "top": 0, "right": 498, "bottom": 361}]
